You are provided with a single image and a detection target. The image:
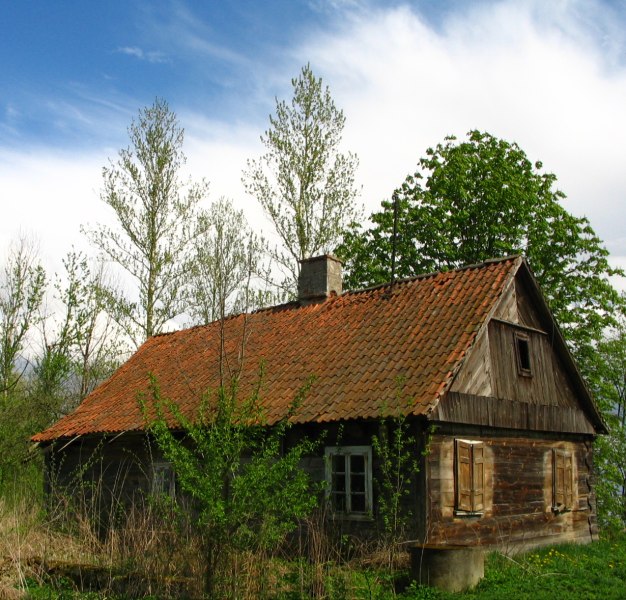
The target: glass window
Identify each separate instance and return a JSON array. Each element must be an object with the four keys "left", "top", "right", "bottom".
[{"left": 325, "top": 446, "right": 372, "bottom": 517}]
